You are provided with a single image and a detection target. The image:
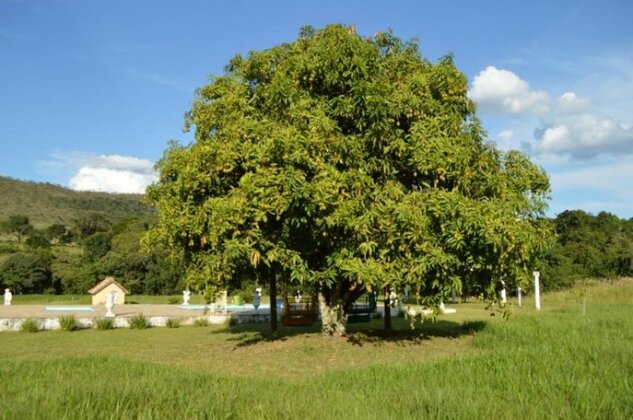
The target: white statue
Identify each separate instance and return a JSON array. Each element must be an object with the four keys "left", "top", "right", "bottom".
[
  {"left": 105, "top": 290, "right": 115, "bottom": 317},
  {"left": 183, "top": 289, "right": 191, "bottom": 305},
  {"left": 294, "top": 290, "right": 302, "bottom": 304},
  {"left": 388, "top": 290, "right": 398, "bottom": 307},
  {"left": 500, "top": 279, "right": 507, "bottom": 304},
  {"left": 4, "top": 288, "right": 12, "bottom": 306},
  {"left": 439, "top": 301, "right": 457, "bottom": 314},
  {"left": 253, "top": 287, "right": 262, "bottom": 310}
]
